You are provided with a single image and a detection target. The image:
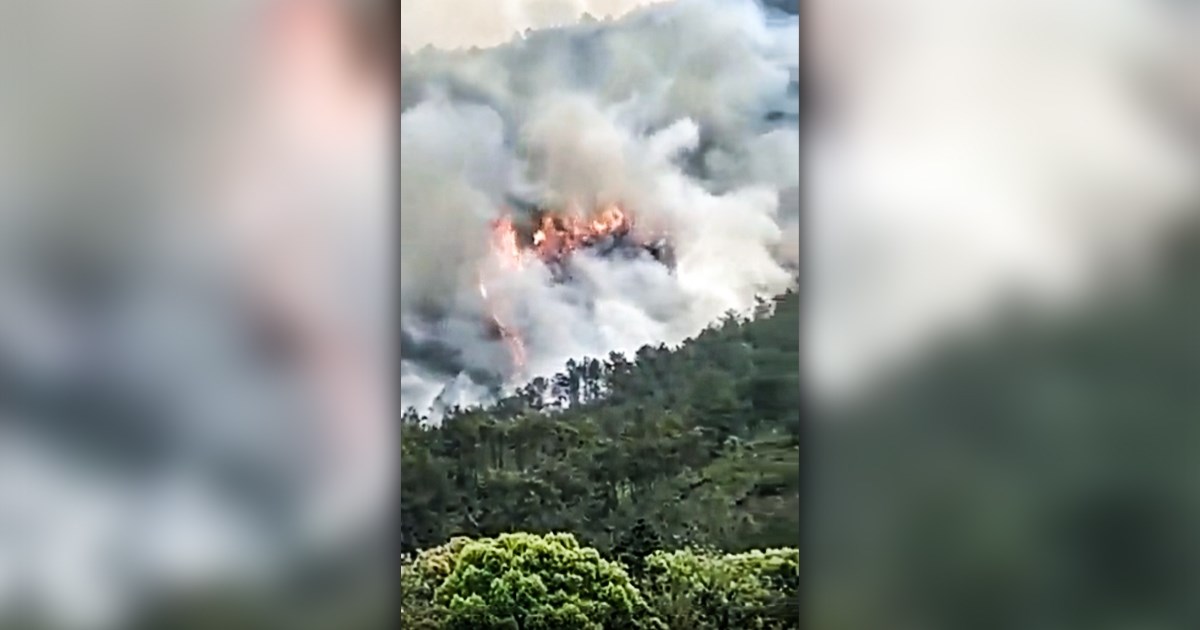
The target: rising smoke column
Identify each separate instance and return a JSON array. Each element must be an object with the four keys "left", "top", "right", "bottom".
[{"left": 399, "top": 0, "right": 801, "bottom": 413}]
